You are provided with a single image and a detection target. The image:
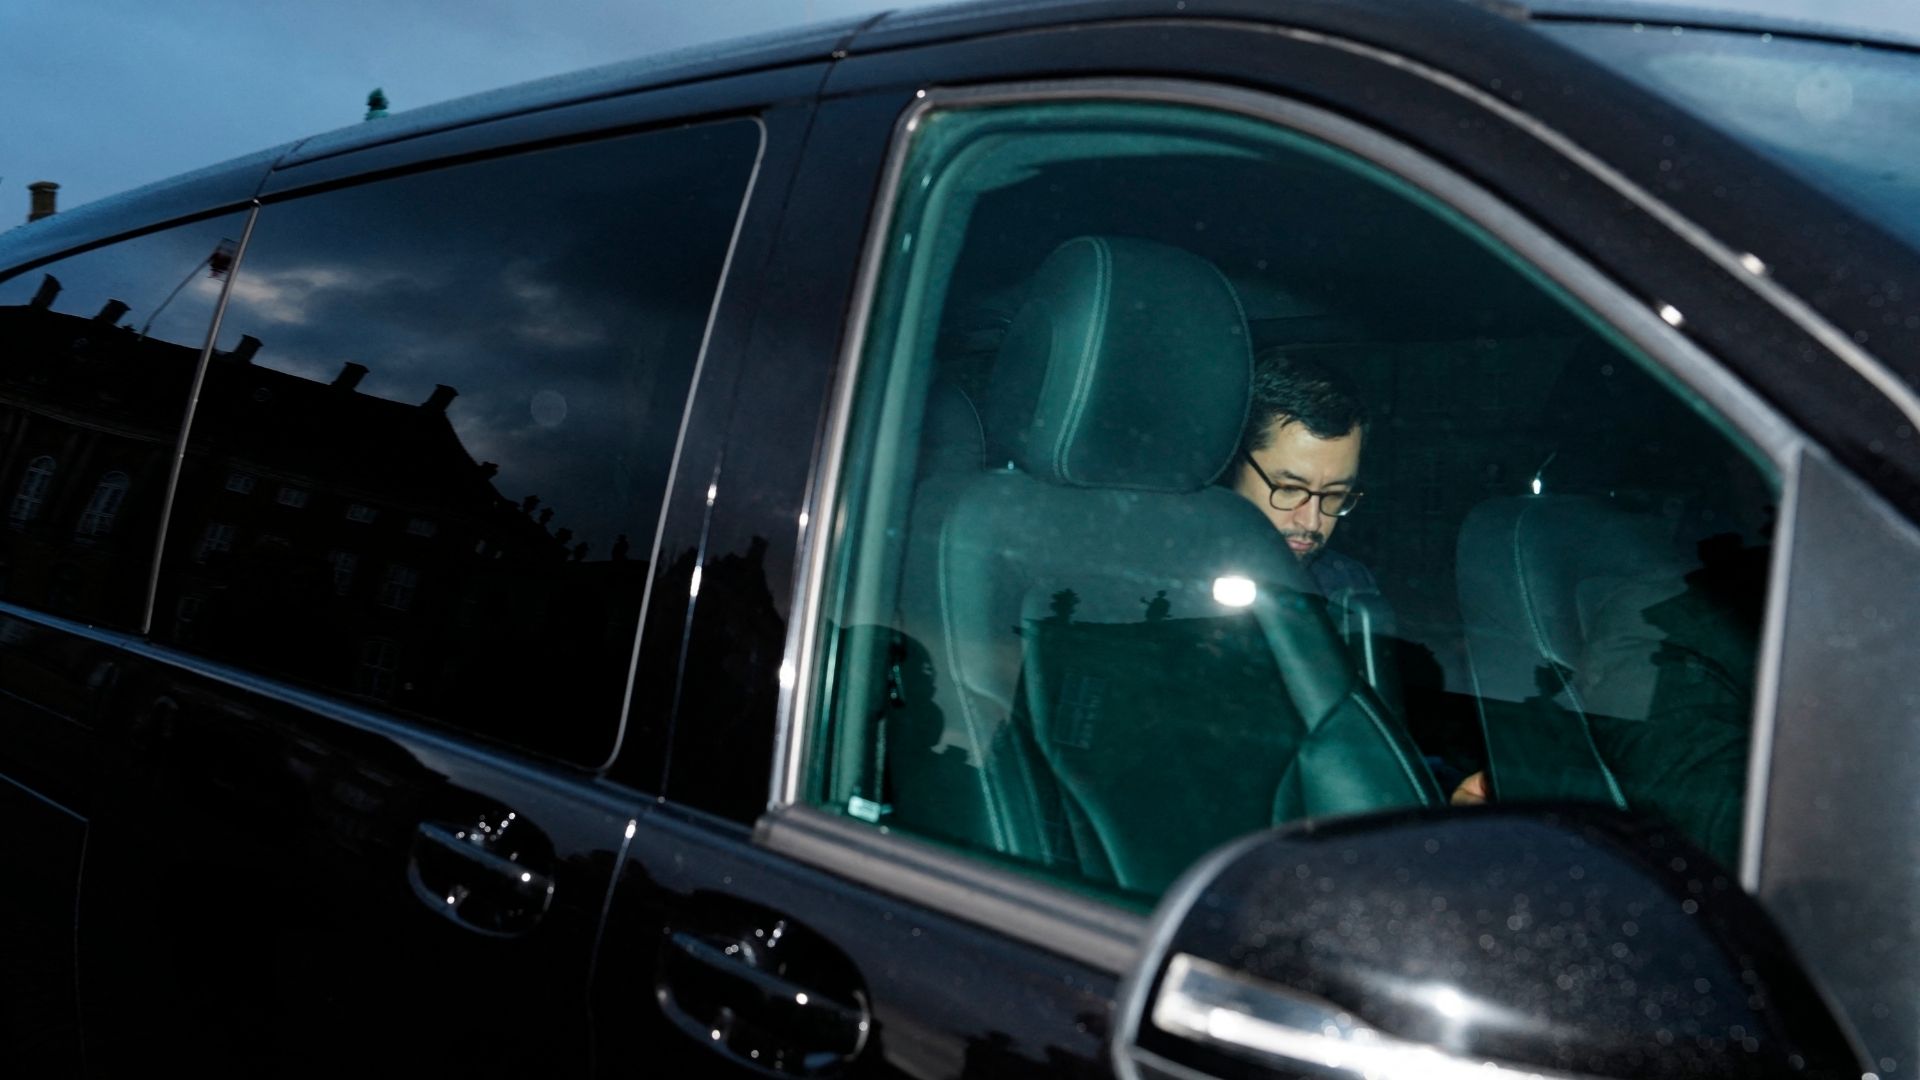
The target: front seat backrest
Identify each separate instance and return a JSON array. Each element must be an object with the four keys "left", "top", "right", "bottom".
[
  {"left": 1457, "top": 494, "right": 1691, "bottom": 805},
  {"left": 935, "top": 235, "right": 1439, "bottom": 894}
]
